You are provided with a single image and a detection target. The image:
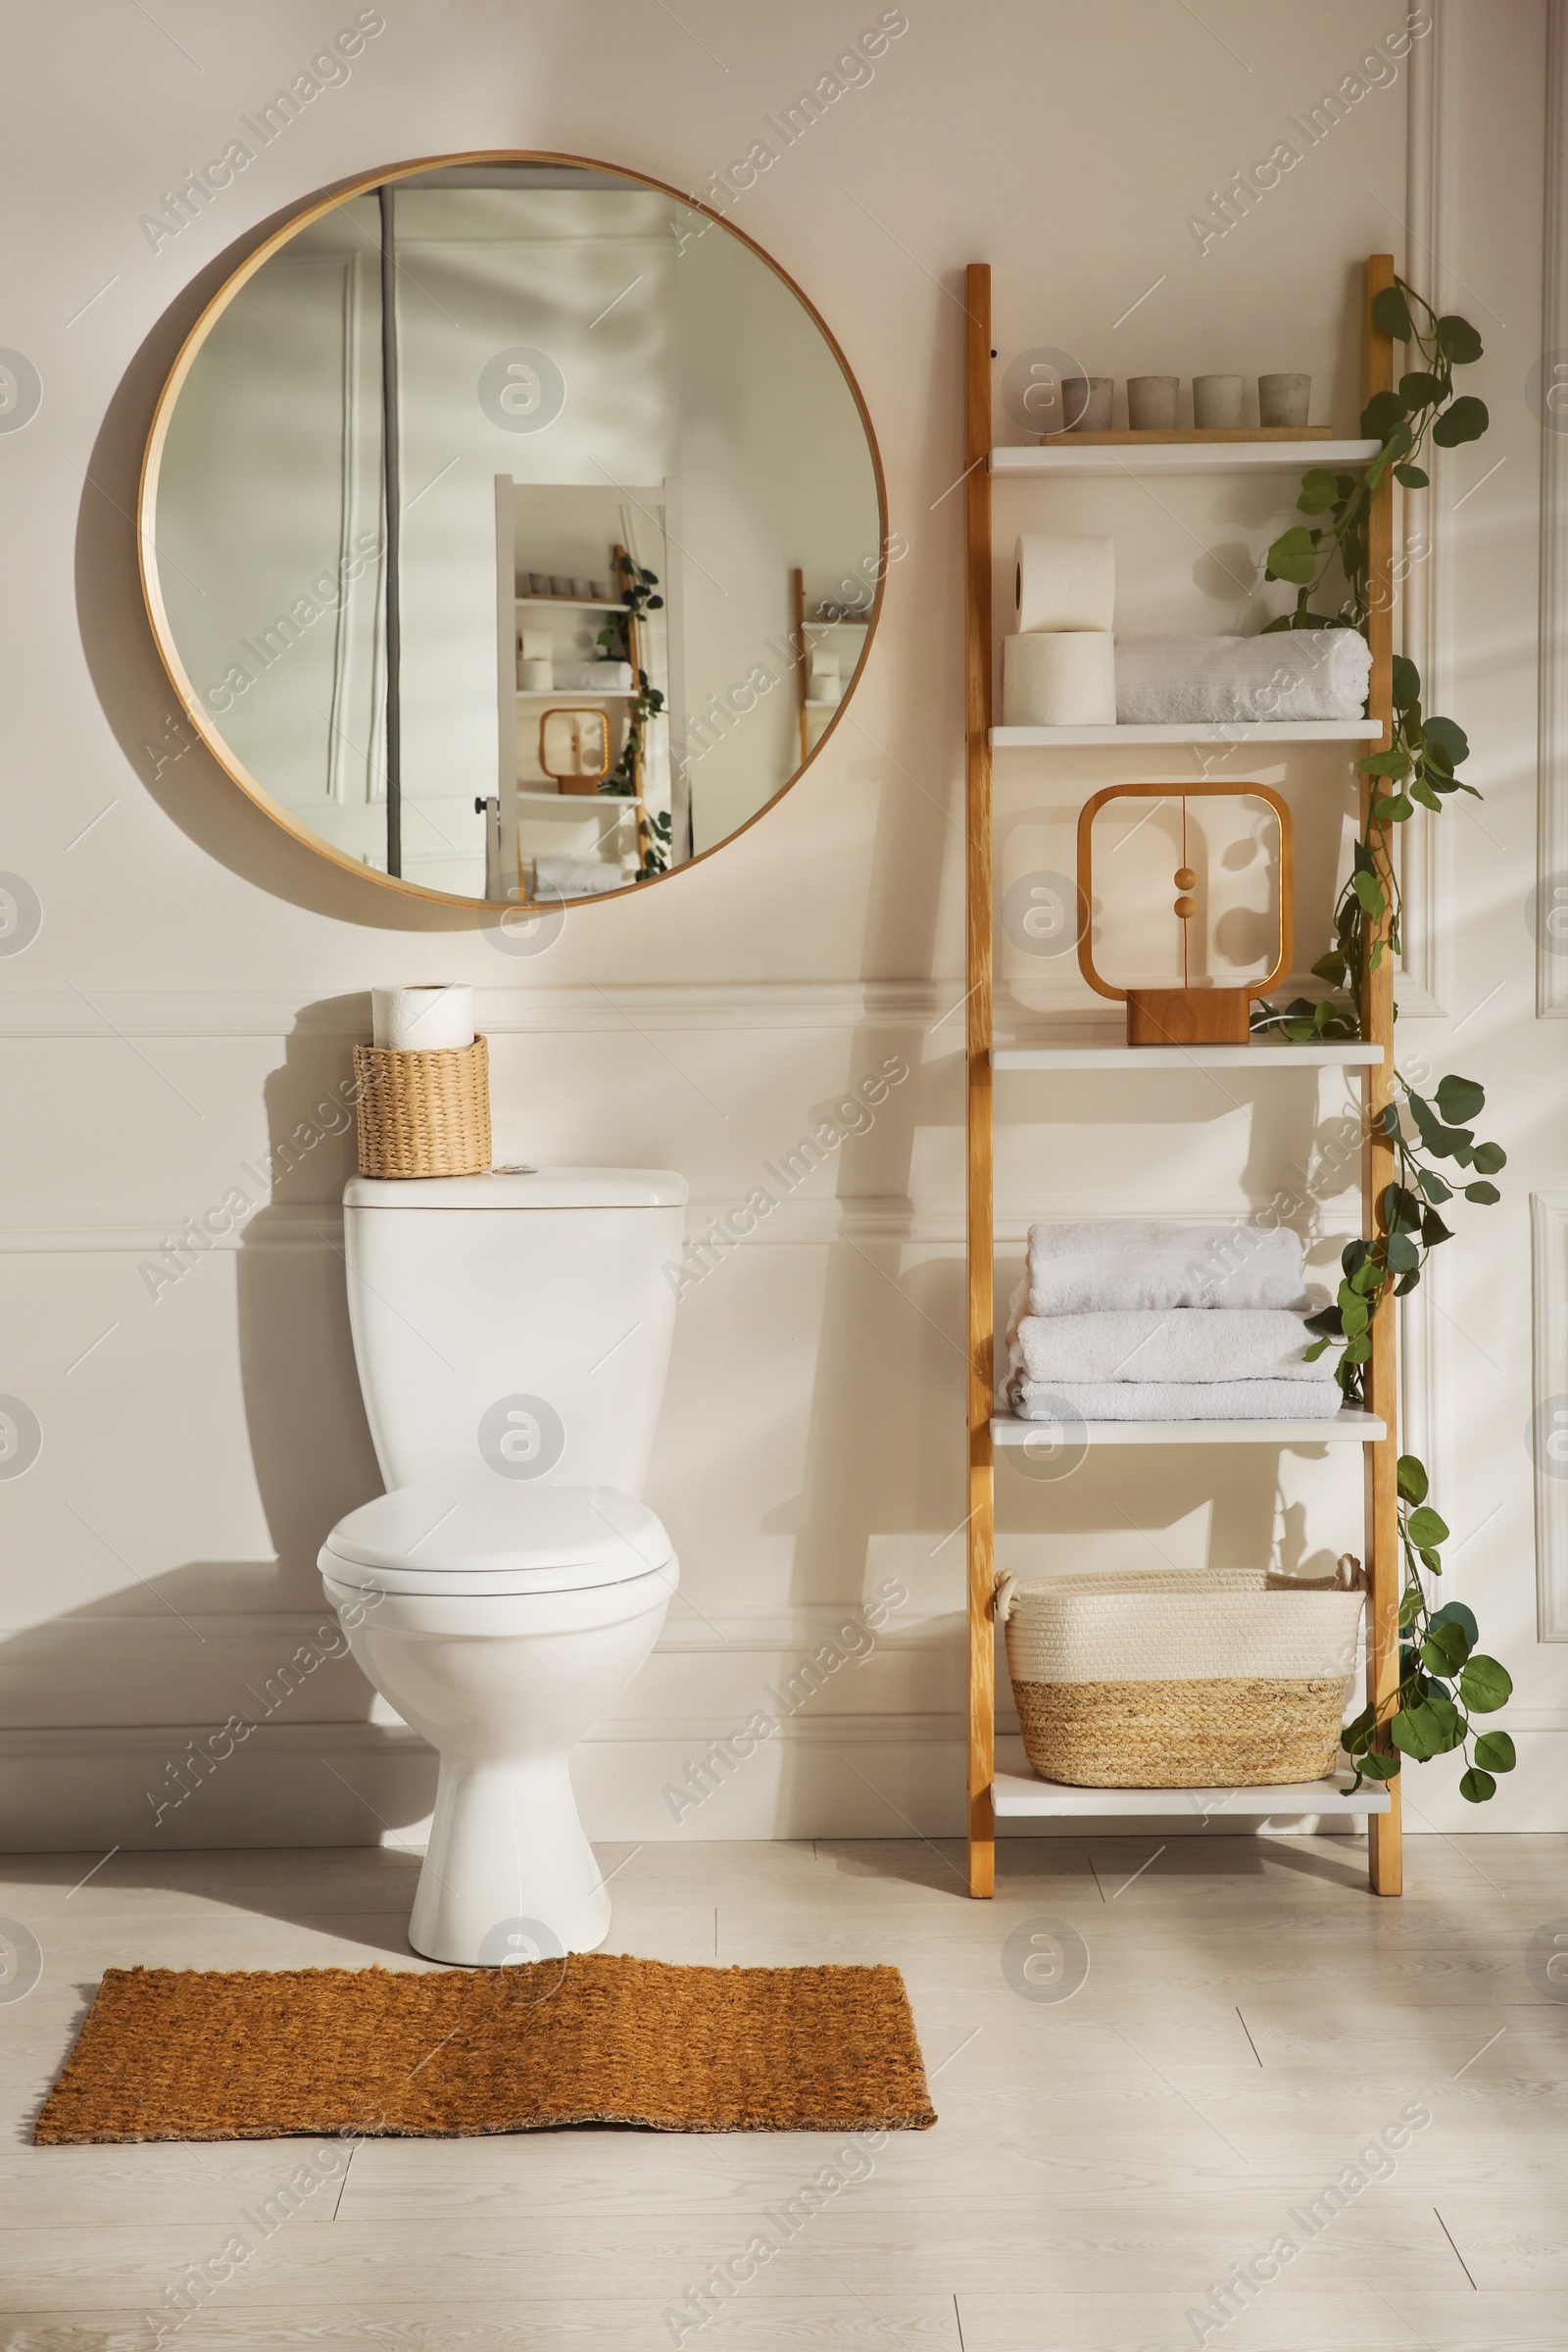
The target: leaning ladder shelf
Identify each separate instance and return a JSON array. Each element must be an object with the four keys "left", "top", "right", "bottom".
[{"left": 963, "top": 256, "right": 1402, "bottom": 1898}]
